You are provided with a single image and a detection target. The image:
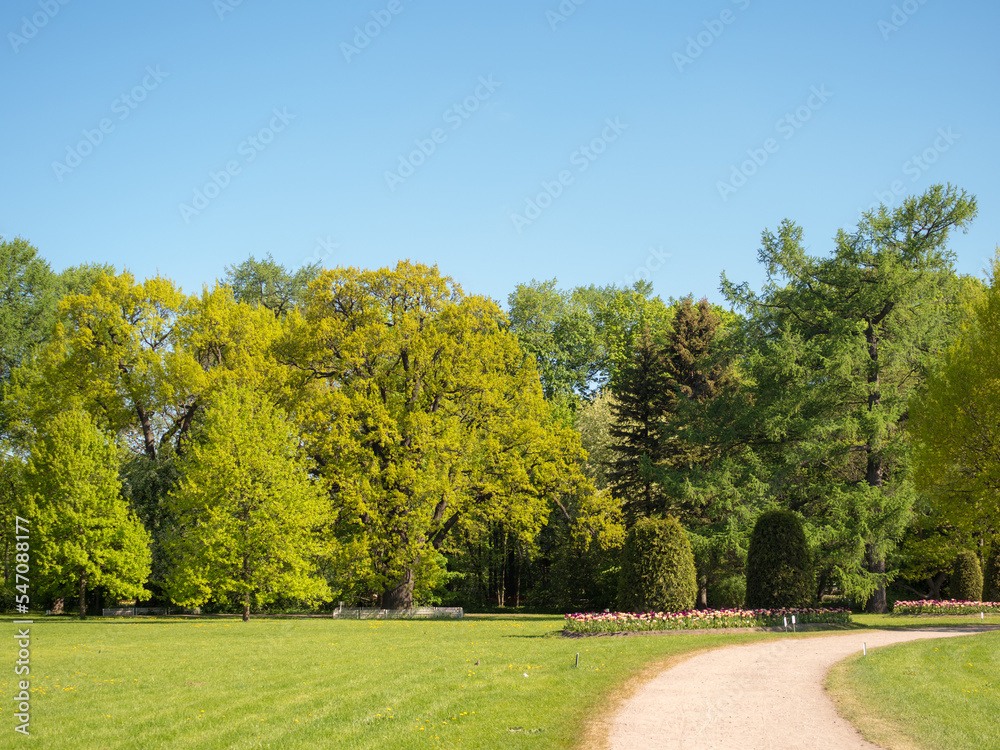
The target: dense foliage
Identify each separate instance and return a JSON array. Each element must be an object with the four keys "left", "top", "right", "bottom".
[
  {"left": 745, "top": 510, "right": 813, "bottom": 609},
  {"left": 616, "top": 516, "right": 697, "bottom": 613},
  {"left": 985, "top": 551, "right": 1000, "bottom": 602},
  {"left": 164, "top": 385, "right": 331, "bottom": 621},
  {"left": 910, "top": 257, "right": 1000, "bottom": 597},
  {"left": 1, "top": 184, "right": 994, "bottom": 618},
  {"left": 720, "top": 185, "right": 977, "bottom": 613},
  {"left": 948, "top": 551, "right": 983, "bottom": 602},
  {"left": 22, "top": 410, "right": 151, "bottom": 617}
]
